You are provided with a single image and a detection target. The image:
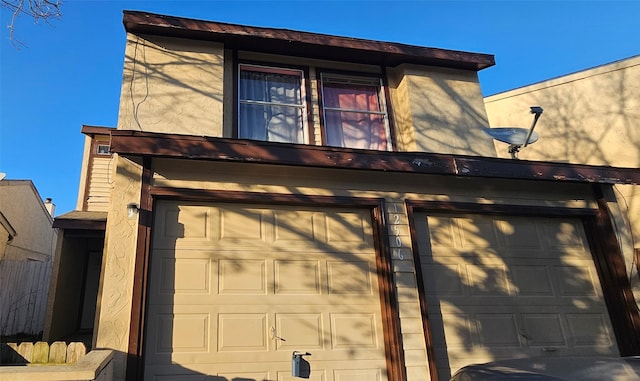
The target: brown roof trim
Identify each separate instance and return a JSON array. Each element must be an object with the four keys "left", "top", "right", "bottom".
[
  {"left": 109, "top": 130, "right": 640, "bottom": 185},
  {"left": 53, "top": 211, "right": 107, "bottom": 230},
  {"left": 122, "top": 10, "right": 495, "bottom": 71},
  {"left": 81, "top": 125, "right": 116, "bottom": 137}
]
